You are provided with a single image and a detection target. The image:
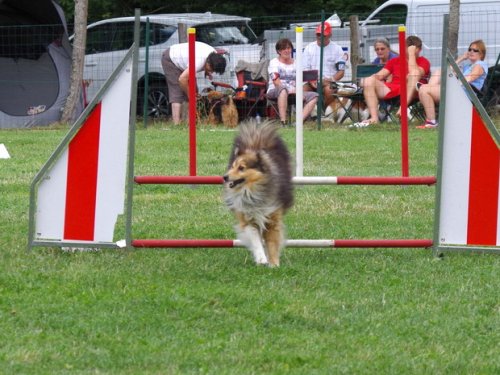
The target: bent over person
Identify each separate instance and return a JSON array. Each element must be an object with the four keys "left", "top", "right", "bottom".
[{"left": 162, "top": 41, "right": 226, "bottom": 124}]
